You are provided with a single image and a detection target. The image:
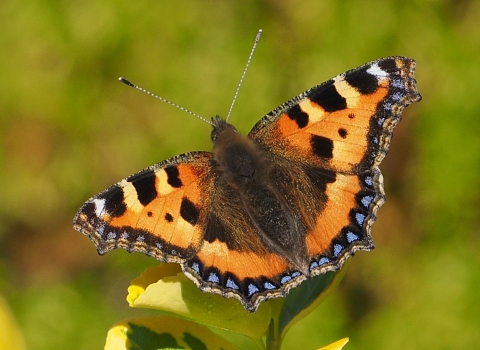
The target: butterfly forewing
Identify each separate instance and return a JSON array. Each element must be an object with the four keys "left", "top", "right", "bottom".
[{"left": 74, "top": 151, "right": 215, "bottom": 263}]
